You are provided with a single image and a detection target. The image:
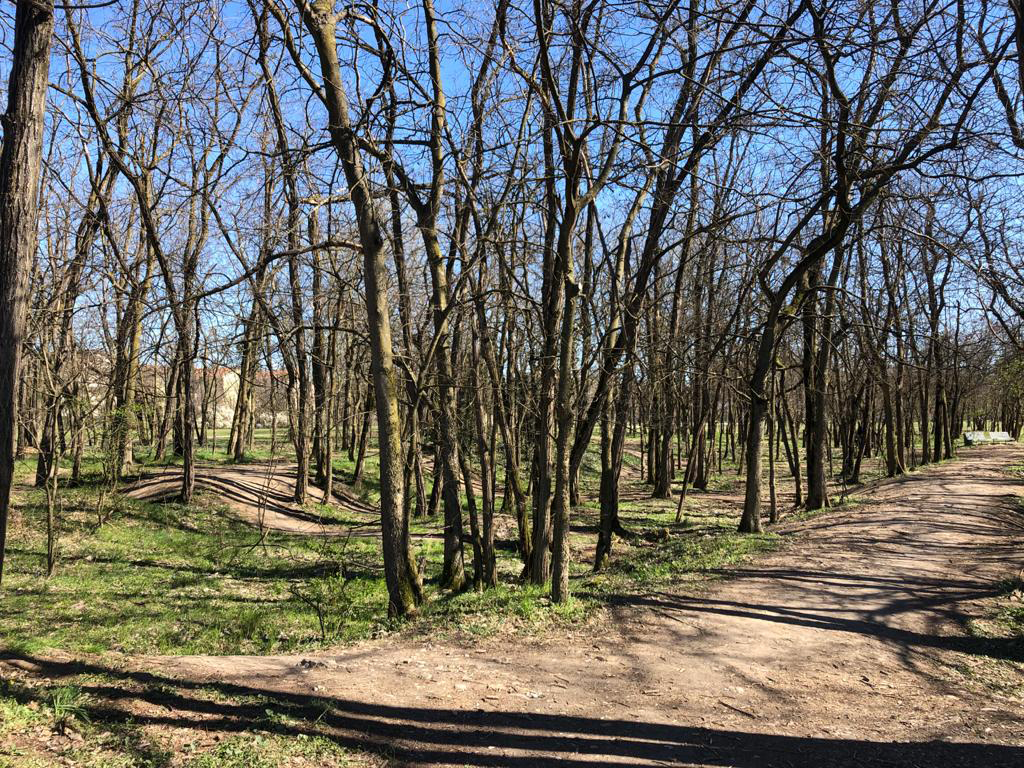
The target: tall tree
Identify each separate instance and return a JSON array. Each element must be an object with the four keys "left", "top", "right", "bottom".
[
  {"left": 0, "top": 0, "right": 55, "bottom": 583},
  {"left": 287, "top": 0, "right": 424, "bottom": 617}
]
